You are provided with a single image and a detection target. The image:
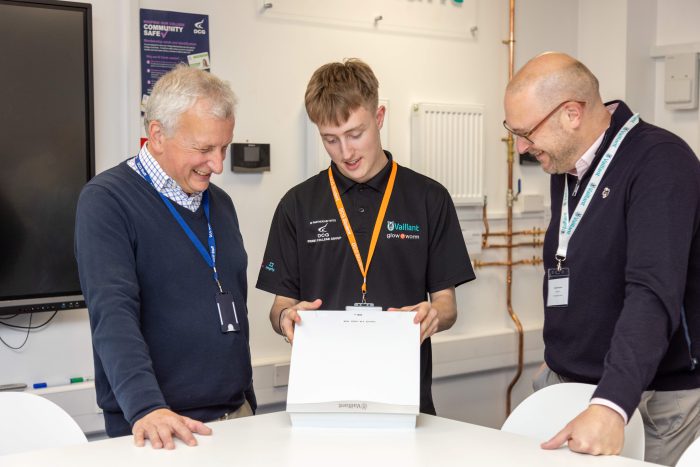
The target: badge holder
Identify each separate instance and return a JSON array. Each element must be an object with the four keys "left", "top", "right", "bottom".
[
  {"left": 216, "top": 291, "right": 241, "bottom": 332},
  {"left": 546, "top": 266, "right": 570, "bottom": 307},
  {"left": 346, "top": 302, "right": 382, "bottom": 312}
]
